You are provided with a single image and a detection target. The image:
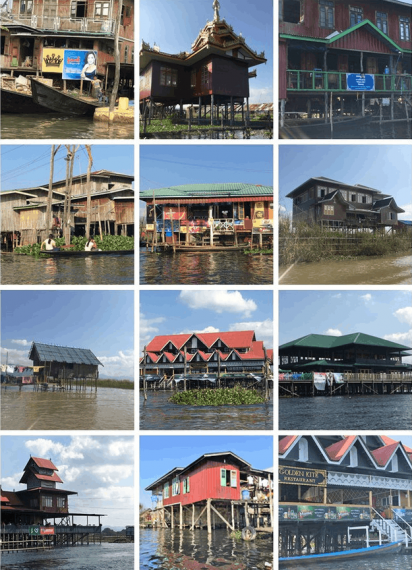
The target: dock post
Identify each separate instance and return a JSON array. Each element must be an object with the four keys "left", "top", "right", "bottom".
[
  {"left": 211, "top": 94, "right": 214, "bottom": 125},
  {"left": 280, "top": 100, "right": 285, "bottom": 128},
  {"left": 230, "top": 96, "right": 234, "bottom": 126},
  {"left": 391, "top": 93, "right": 394, "bottom": 121},
  {"left": 380, "top": 100, "right": 383, "bottom": 124},
  {"left": 231, "top": 502, "right": 235, "bottom": 530},
  {"left": 207, "top": 499, "right": 212, "bottom": 534},
  {"left": 192, "top": 504, "right": 195, "bottom": 529},
  {"left": 180, "top": 504, "right": 183, "bottom": 529},
  {"left": 171, "top": 505, "right": 174, "bottom": 529},
  {"left": 244, "top": 501, "right": 249, "bottom": 526}
]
